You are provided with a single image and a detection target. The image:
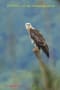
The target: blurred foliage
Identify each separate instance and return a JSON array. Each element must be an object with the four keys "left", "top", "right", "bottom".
[
  {"left": 32, "top": 71, "right": 60, "bottom": 90},
  {"left": 32, "top": 64, "right": 60, "bottom": 90},
  {"left": 56, "top": 0, "right": 60, "bottom": 2},
  {"left": 32, "top": 70, "right": 42, "bottom": 90},
  {"left": 55, "top": 0, "right": 60, "bottom": 4}
]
